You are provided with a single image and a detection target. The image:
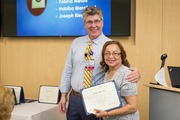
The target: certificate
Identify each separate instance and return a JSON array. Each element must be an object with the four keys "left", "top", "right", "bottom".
[
  {"left": 38, "top": 85, "right": 60, "bottom": 104},
  {"left": 5, "top": 85, "right": 25, "bottom": 105},
  {"left": 81, "top": 81, "right": 121, "bottom": 115}
]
